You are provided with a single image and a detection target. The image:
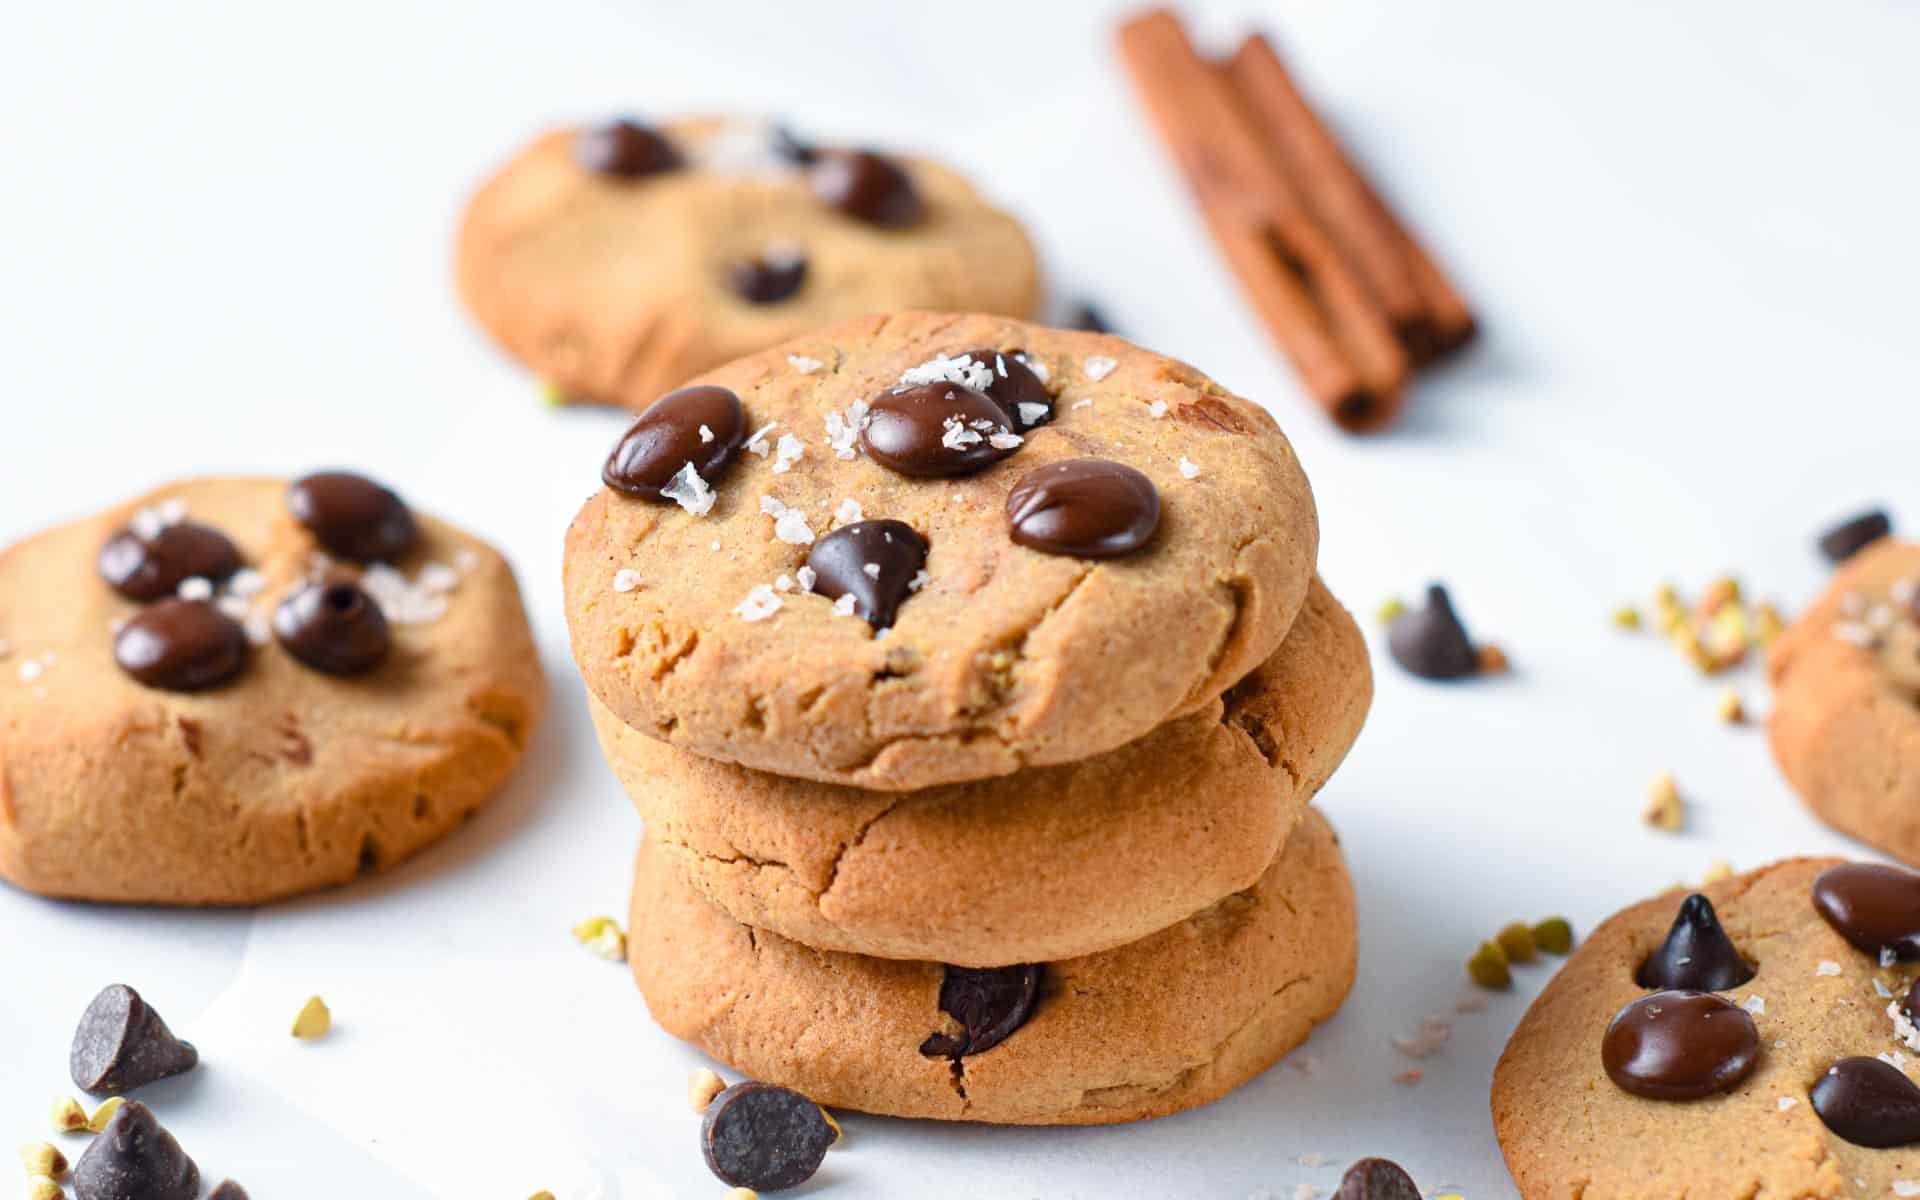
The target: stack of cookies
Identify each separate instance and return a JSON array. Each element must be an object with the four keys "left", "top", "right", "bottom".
[{"left": 565, "top": 312, "right": 1372, "bottom": 1124}]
